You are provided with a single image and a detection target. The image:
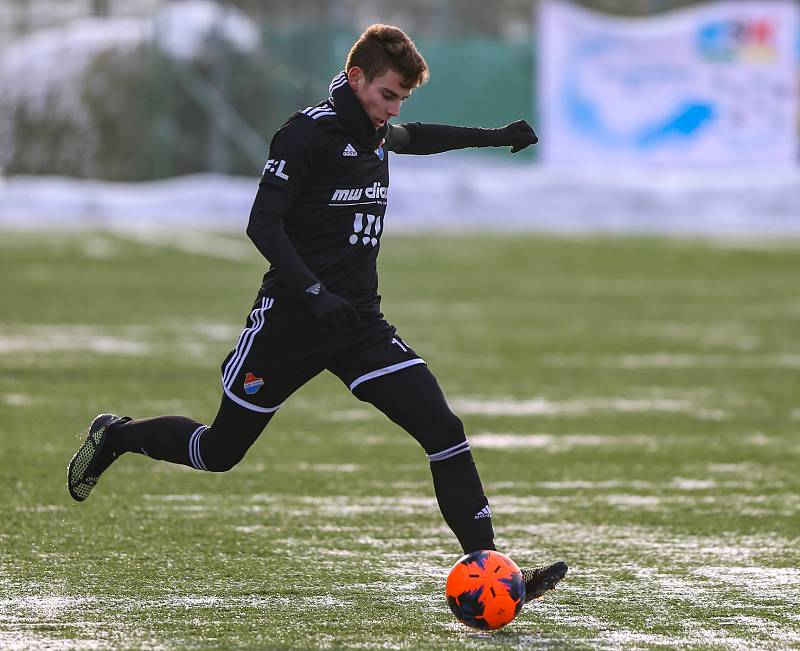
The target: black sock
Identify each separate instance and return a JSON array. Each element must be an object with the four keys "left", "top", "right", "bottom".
[
  {"left": 430, "top": 451, "right": 496, "bottom": 554},
  {"left": 111, "top": 415, "right": 202, "bottom": 468},
  {"left": 107, "top": 396, "right": 273, "bottom": 472}
]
